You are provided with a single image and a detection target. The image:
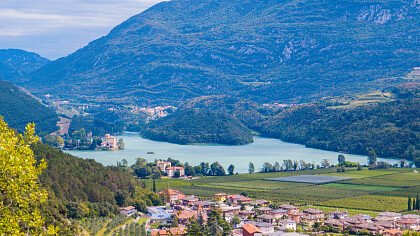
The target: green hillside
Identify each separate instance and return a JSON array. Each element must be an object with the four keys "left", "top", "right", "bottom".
[
  {"left": 0, "top": 80, "right": 58, "bottom": 133},
  {"left": 0, "top": 49, "right": 50, "bottom": 83},
  {"left": 141, "top": 108, "right": 253, "bottom": 145},
  {"left": 259, "top": 96, "right": 420, "bottom": 162}
]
